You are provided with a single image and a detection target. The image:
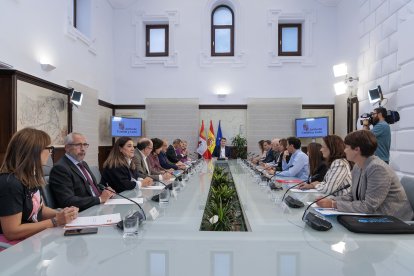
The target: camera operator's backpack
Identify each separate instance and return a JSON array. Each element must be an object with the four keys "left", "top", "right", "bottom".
[{"left": 385, "top": 110, "right": 400, "bottom": 124}]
